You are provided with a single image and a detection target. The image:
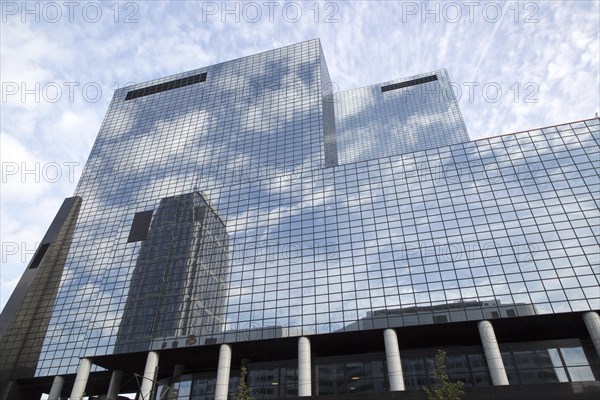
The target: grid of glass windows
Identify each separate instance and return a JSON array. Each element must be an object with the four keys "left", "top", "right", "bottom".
[
  {"left": 18, "top": 37, "right": 598, "bottom": 379},
  {"left": 334, "top": 69, "right": 470, "bottom": 164}
]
